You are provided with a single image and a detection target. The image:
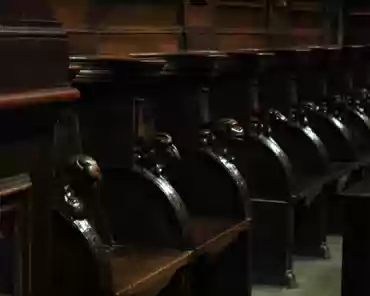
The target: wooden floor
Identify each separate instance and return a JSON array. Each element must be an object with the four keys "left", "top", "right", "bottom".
[{"left": 253, "top": 236, "right": 342, "bottom": 296}]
